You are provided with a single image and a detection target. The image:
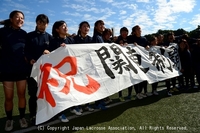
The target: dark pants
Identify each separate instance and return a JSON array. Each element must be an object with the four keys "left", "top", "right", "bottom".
[
  {"left": 132, "top": 84, "right": 139, "bottom": 94},
  {"left": 152, "top": 82, "right": 158, "bottom": 92},
  {"left": 171, "top": 77, "right": 176, "bottom": 88},
  {"left": 136, "top": 81, "right": 147, "bottom": 93},
  {"left": 195, "top": 65, "right": 200, "bottom": 86},
  {"left": 166, "top": 77, "right": 176, "bottom": 91},
  {"left": 178, "top": 68, "right": 195, "bottom": 88},
  {"left": 27, "top": 77, "right": 38, "bottom": 118},
  {"left": 118, "top": 85, "right": 137, "bottom": 98},
  {"left": 166, "top": 79, "right": 170, "bottom": 91},
  {"left": 132, "top": 81, "right": 147, "bottom": 94}
]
